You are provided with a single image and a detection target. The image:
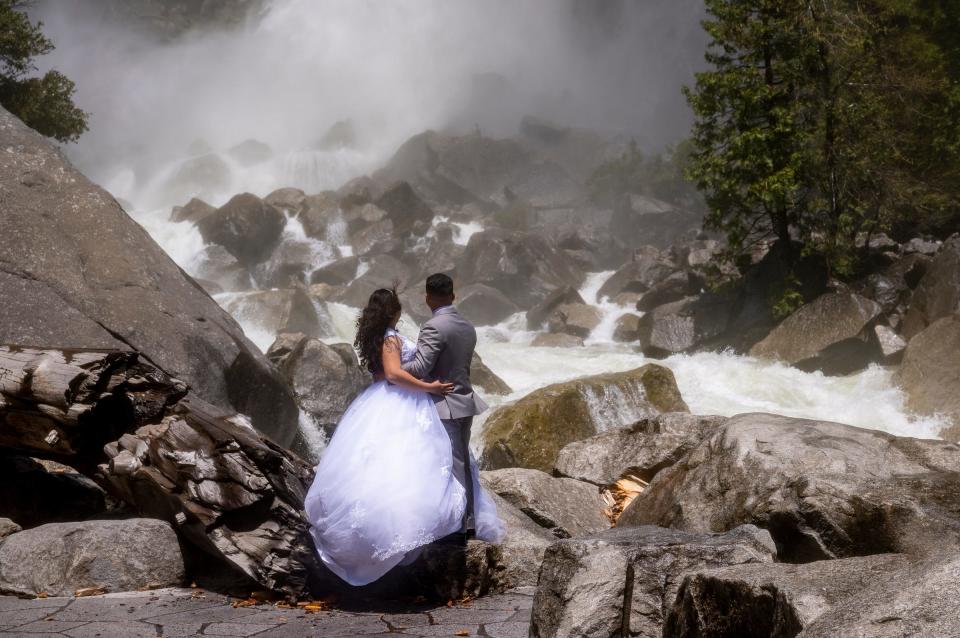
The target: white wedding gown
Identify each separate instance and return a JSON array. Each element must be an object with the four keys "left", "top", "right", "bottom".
[{"left": 304, "top": 328, "right": 506, "bottom": 586}]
